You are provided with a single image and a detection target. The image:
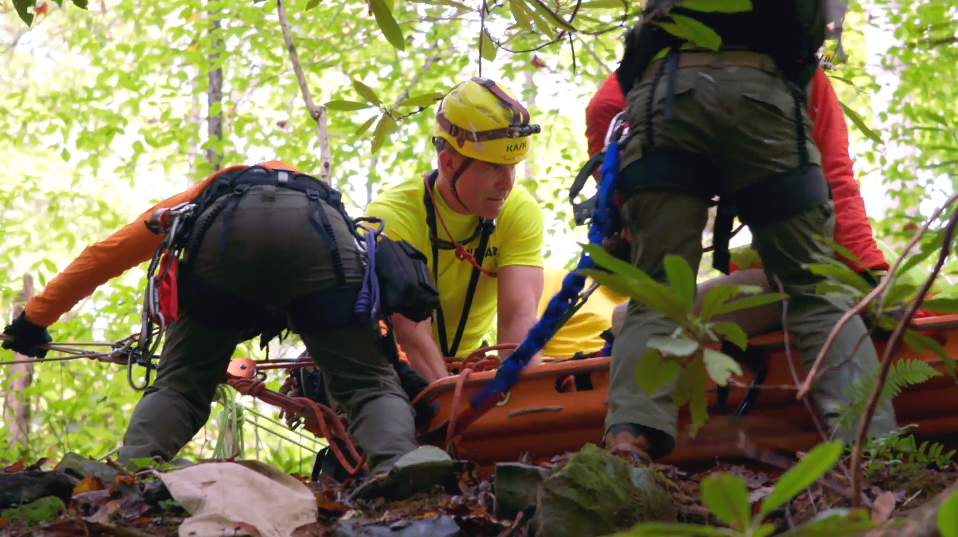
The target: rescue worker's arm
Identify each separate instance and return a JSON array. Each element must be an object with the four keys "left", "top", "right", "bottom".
[
  {"left": 584, "top": 72, "right": 627, "bottom": 160},
  {"left": 390, "top": 314, "right": 447, "bottom": 384},
  {"left": 22, "top": 172, "right": 230, "bottom": 328},
  {"left": 495, "top": 188, "right": 545, "bottom": 360},
  {"left": 809, "top": 67, "right": 889, "bottom": 274}
]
